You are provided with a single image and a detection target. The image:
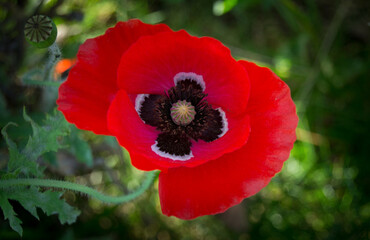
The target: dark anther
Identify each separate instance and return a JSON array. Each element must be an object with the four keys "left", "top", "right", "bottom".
[{"left": 156, "top": 132, "right": 192, "bottom": 156}]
